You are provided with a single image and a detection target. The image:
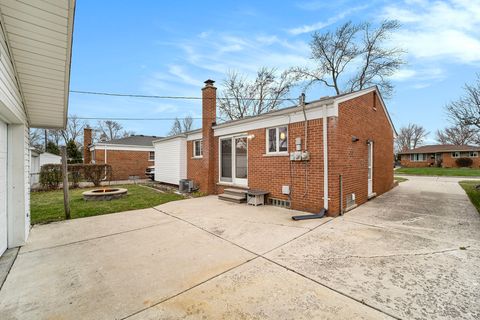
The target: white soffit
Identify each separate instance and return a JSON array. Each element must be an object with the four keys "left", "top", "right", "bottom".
[{"left": 0, "top": 0, "right": 75, "bottom": 128}]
